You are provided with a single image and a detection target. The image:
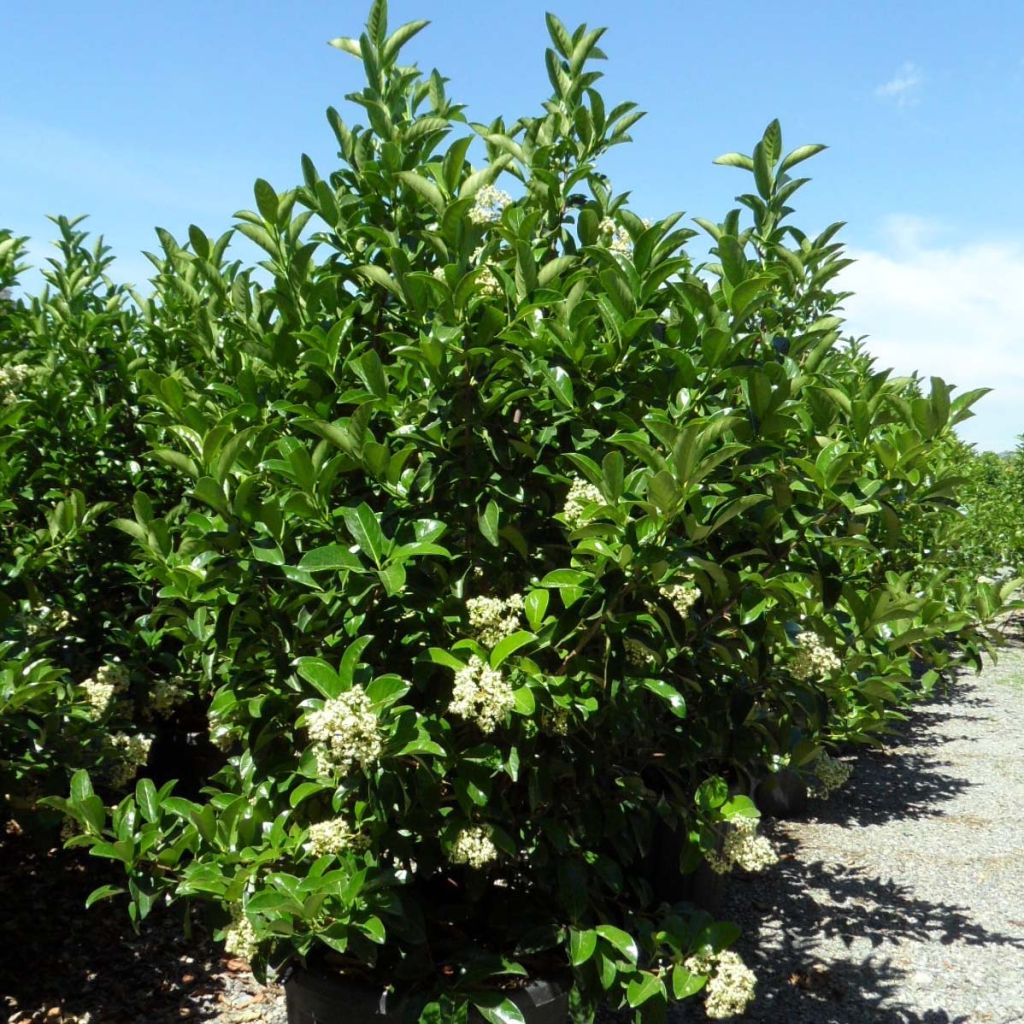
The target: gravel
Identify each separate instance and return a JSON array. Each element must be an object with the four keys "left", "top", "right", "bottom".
[{"left": 678, "top": 622, "right": 1024, "bottom": 1024}]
